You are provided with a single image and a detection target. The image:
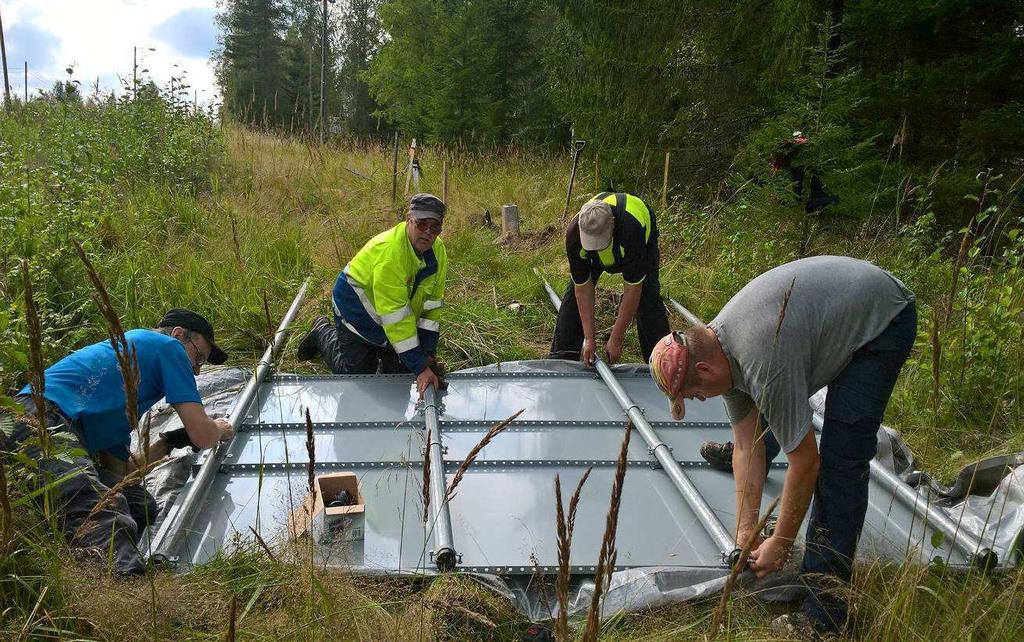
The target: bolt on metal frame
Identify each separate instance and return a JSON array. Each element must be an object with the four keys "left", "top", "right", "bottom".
[
  {"left": 667, "top": 297, "right": 995, "bottom": 569},
  {"left": 536, "top": 270, "right": 740, "bottom": 564},
  {"left": 146, "top": 280, "right": 309, "bottom": 564}
]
